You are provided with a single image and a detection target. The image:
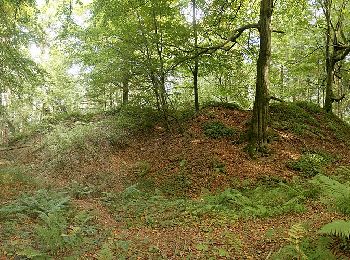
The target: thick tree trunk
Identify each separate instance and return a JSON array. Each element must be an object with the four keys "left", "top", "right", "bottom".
[
  {"left": 192, "top": 0, "right": 199, "bottom": 112},
  {"left": 249, "top": 0, "right": 272, "bottom": 151},
  {"left": 324, "top": 60, "right": 335, "bottom": 112}
]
